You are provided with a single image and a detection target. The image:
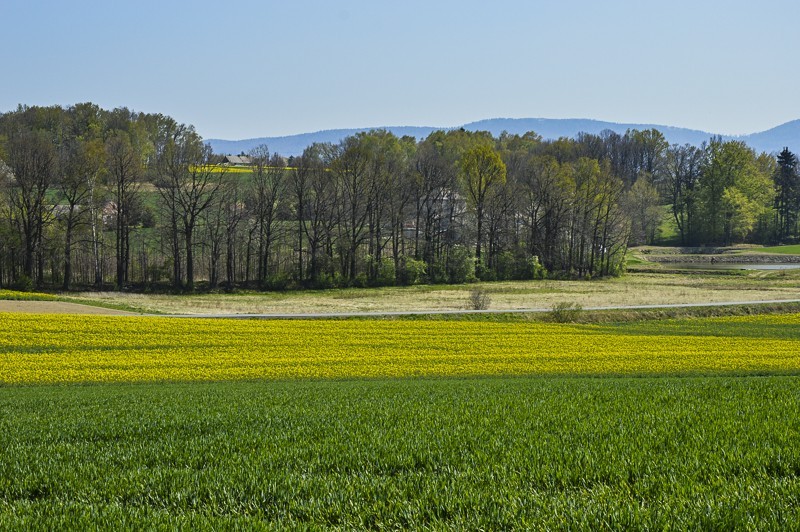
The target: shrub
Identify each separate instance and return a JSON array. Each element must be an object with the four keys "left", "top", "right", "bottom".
[
  {"left": 310, "top": 273, "right": 336, "bottom": 290},
  {"left": 476, "top": 261, "right": 495, "bottom": 282},
  {"left": 11, "top": 274, "right": 33, "bottom": 292},
  {"left": 428, "top": 260, "right": 448, "bottom": 284},
  {"left": 353, "top": 272, "right": 369, "bottom": 288},
  {"left": 549, "top": 302, "right": 583, "bottom": 323},
  {"left": 529, "top": 256, "right": 547, "bottom": 280},
  {"left": 376, "top": 258, "right": 396, "bottom": 286},
  {"left": 399, "top": 257, "right": 427, "bottom": 285},
  {"left": 467, "top": 288, "right": 491, "bottom": 310},
  {"left": 448, "top": 245, "right": 476, "bottom": 284},
  {"left": 494, "top": 251, "right": 516, "bottom": 281},
  {"left": 494, "top": 252, "right": 547, "bottom": 281},
  {"left": 265, "top": 273, "right": 291, "bottom": 291}
]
